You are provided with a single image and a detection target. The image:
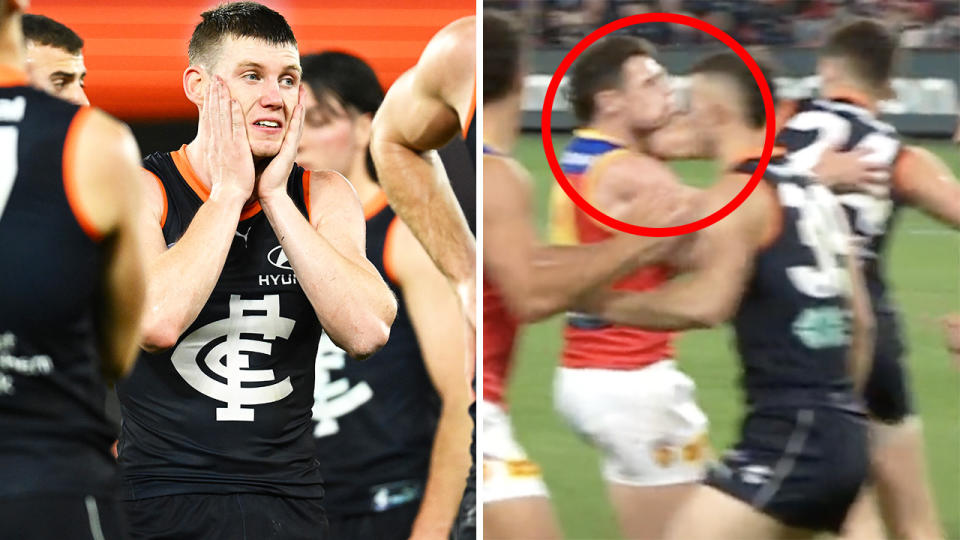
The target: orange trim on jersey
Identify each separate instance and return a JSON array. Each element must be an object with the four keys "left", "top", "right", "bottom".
[
  {"left": 461, "top": 84, "right": 476, "bottom": 139},
  {"left": 142, "top": 168, "right": 168, "bottom": 228},
  {"left": 0, "top": 64, "right": 28, "bottom": 87},
  {"left": 891, "top": 145, "right": 915, "bottom": 198},
  {"left": 757, "top": 181, "right": 783, "bottom": 250},
  {"left": 363, "top": 190, "right": 388, "bottom": 220},
  {"left": 382, "top": 217, "right": 402, "bottom": 284},
  {"left": 170, "top": 144, "right": 262, "bottom": 220},
  {"left": 302, "top": 169, "right": 312, "bottom": 223},
  {"left": 63, "top": 107, "right": 104, "bottom": 242},
  {"left": 776, "top": 99, "right": 799, "bottom": 132}
]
